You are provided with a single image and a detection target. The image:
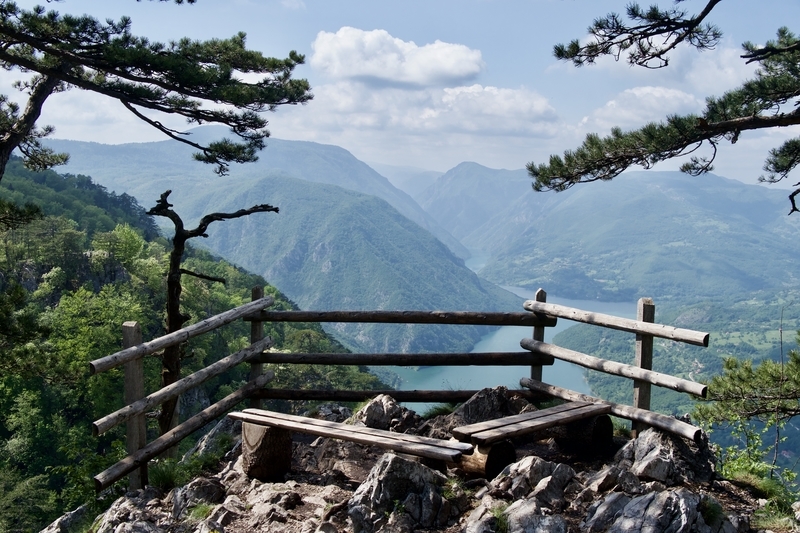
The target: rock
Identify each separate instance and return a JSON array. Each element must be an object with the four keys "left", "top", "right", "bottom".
[
  {"left": 300, "top": 436, "right": 380, "bottom": 483},
  {"left": 496, "top": 455, "right": 560, "bottom": 499},
  {"left": 113, "top": 521, "right": 164, "bottom": 533},
  {"left": 582, "top": 492, "right": 632, "bottom": 533},
  {"left": 307, "top": 403, "right": 353, "bottom": 422},
  {"left": 505, "top": 498, "right": 568, "bottom": 533},
  {"left": 424, "top": 387, "right": 530, "bottom": 440},
  {"left": 584, "top": 487, "right": 739, "bottom": 533},
  {"left": 39, "top": 503, "right": 90, "bottom": 533},
  {"left": 585, "top": 465, "right": 621, "bottom": 493},
  {"left": 182, "top": 417, "right": 241, "bottom": 463},
  {"left": 193, "top": 518, "right": 224, "bottom": 533},
  {"left": 351, "top": 394, "right": 421, "bottom": 433},
  {"left": 463, "top": 497, "right": 507, "bottom": 533},
  {"left": 529, "top": 463, "right": 576, "bottom": 510},
  {"left": 168, "top": 477, "right": 226, "bottom": 521},
  {"left": 348, "top": 453, "right": 450, "bottom": 533},
  {"left": 94, "top": 487, "right": 169, "bottom": 533},
  {"left": 616, "top": 428, "right": 716, "bottom": 485}
]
